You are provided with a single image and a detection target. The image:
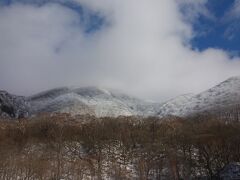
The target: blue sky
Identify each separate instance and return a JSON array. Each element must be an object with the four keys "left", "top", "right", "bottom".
[{"left": 189, "top": 0, "right": 240, "bottom": 56}]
